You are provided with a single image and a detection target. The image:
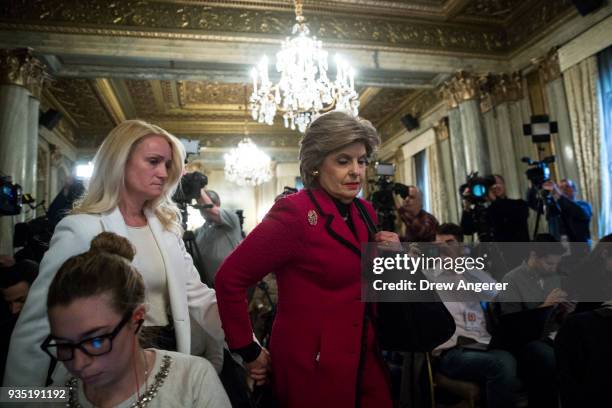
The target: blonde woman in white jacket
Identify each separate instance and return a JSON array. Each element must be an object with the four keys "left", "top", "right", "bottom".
[{"left": 4, "top": 120, "right": 225, "bottom": 386}]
